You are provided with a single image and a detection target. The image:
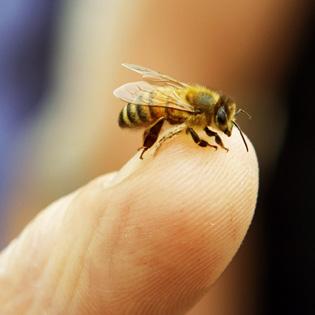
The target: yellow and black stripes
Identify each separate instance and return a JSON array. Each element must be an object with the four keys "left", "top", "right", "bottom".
[
  {"left": 119, "top": 104, "right": 189, "bottom": 128},
  {"left": 119, "top": 104, "right": 156, "bottom": 128},
  {"left": 118, "top": 104, "right": 131, "bottom": 127}
]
